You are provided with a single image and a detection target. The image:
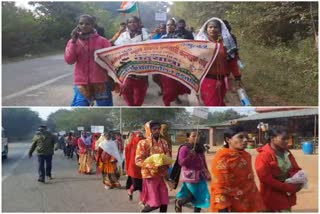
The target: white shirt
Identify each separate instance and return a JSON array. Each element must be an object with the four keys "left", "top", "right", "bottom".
[{"left": 114, "top": 29, "right": 150, "bottom": 45}]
